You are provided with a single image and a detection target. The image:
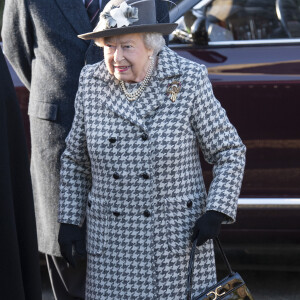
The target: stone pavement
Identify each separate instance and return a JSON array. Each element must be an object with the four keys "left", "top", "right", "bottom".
[{"left": 41, "top": 264, "right": 54, "bottom": 300}]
